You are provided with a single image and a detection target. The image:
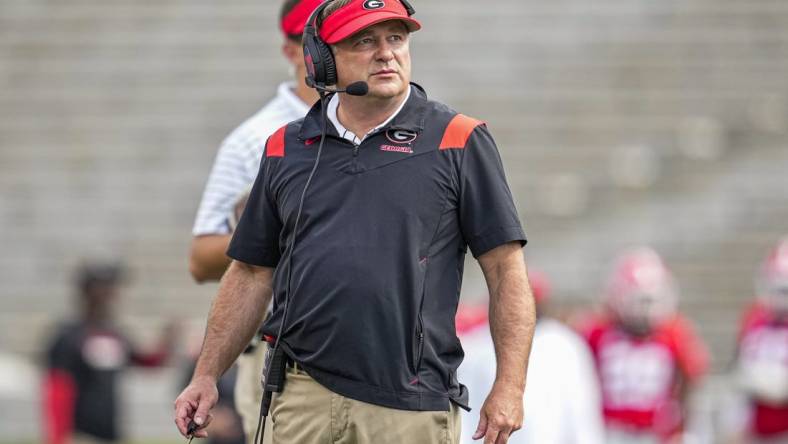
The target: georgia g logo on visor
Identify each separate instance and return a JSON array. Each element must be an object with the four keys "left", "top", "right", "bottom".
[
  {"left": 363, "top": 0, "right": 385, "bottom": 10},
  {"left": 386, "top": 129, "right": 418, "bottom": 144}
]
